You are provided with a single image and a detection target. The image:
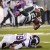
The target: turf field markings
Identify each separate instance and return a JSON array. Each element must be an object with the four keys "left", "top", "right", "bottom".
[
  {"left": 43, "top": 42, "right": 50, "bottom": 43},
  {"left": 0, "top": 33, "right": 50, "bottom": 37},
  {"left": 0, "top": 25, "right": 50, "bottom": 29},
  {"left": 41, "top": 41, "right": 50, "bottom": 43},
  {"left": 0, "top": 28, "right": 50, "bottom": 31},
  {"left": 31, "top": 33, "right": 50, "bottom": 35}
]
